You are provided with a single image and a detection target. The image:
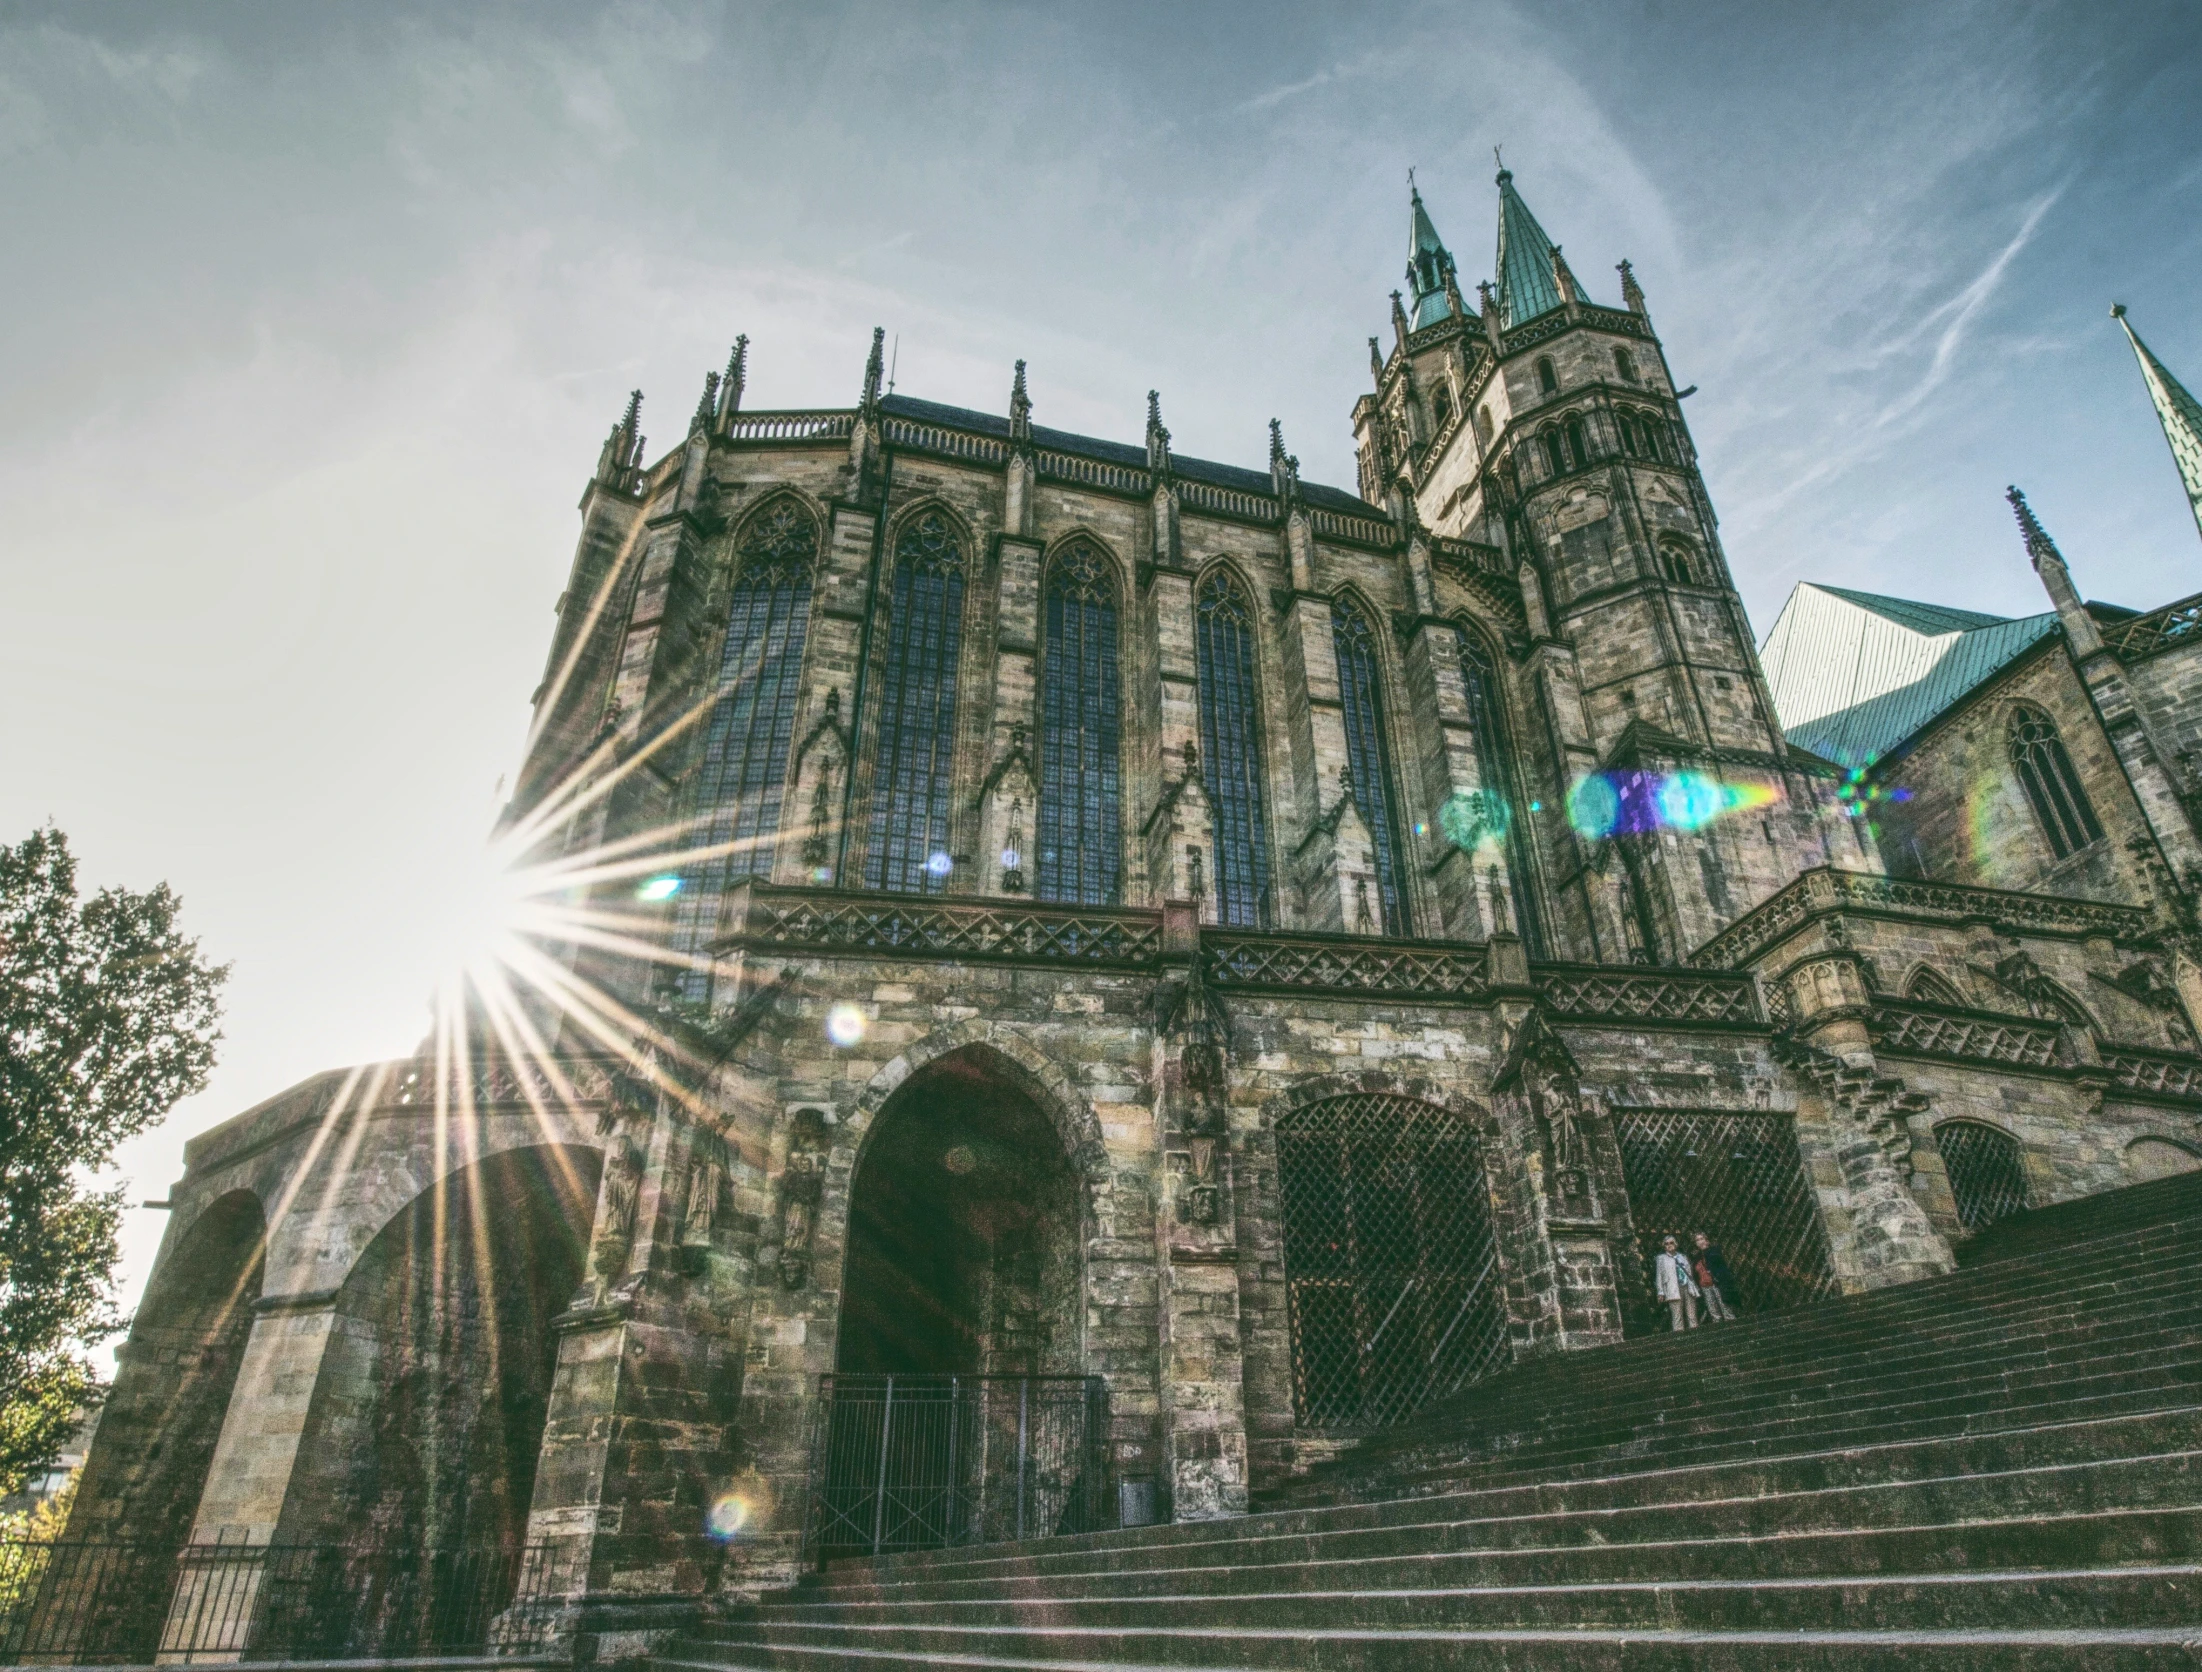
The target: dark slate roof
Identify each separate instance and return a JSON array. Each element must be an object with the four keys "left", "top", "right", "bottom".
[{"left": 879, "top": 394, "right": 1383, "bottom": 518}]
